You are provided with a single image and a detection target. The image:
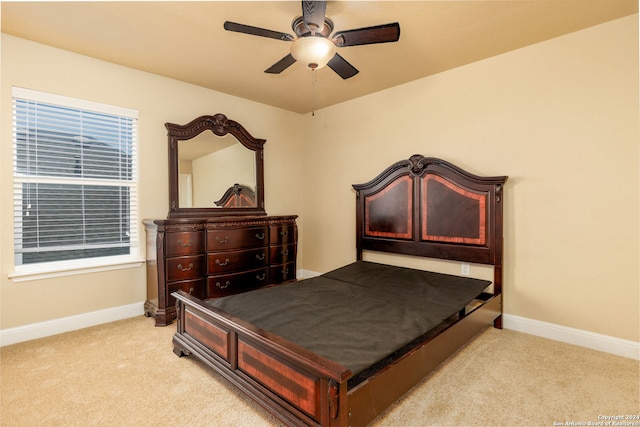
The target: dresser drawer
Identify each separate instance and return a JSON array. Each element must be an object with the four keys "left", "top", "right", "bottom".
[
  {"left": 269, "top": 244, "right": 296, "bottom": 265},
  {"left": 207, "top": 226, "right": 268, "bottom": 251},
  {"left": 208, "top": 268, "right": 269, "bottom": 297},
  {"left": 166, "top": 255, "right": 205, "bottom": 282},
  {"left": 269, "top": 224, "right": 296, "bottom": 246},
  {"left": 270, "top": 262, "right": 296, "bottom": 284},
  {"left": 208, "top": 247, "right": 268, "bottom": 275},
  {"left": 168, "top": 278, "right": 206, "bottom": 307},
  {"left": 165, "top": 231, "right": 204, "bottom": 256}
]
